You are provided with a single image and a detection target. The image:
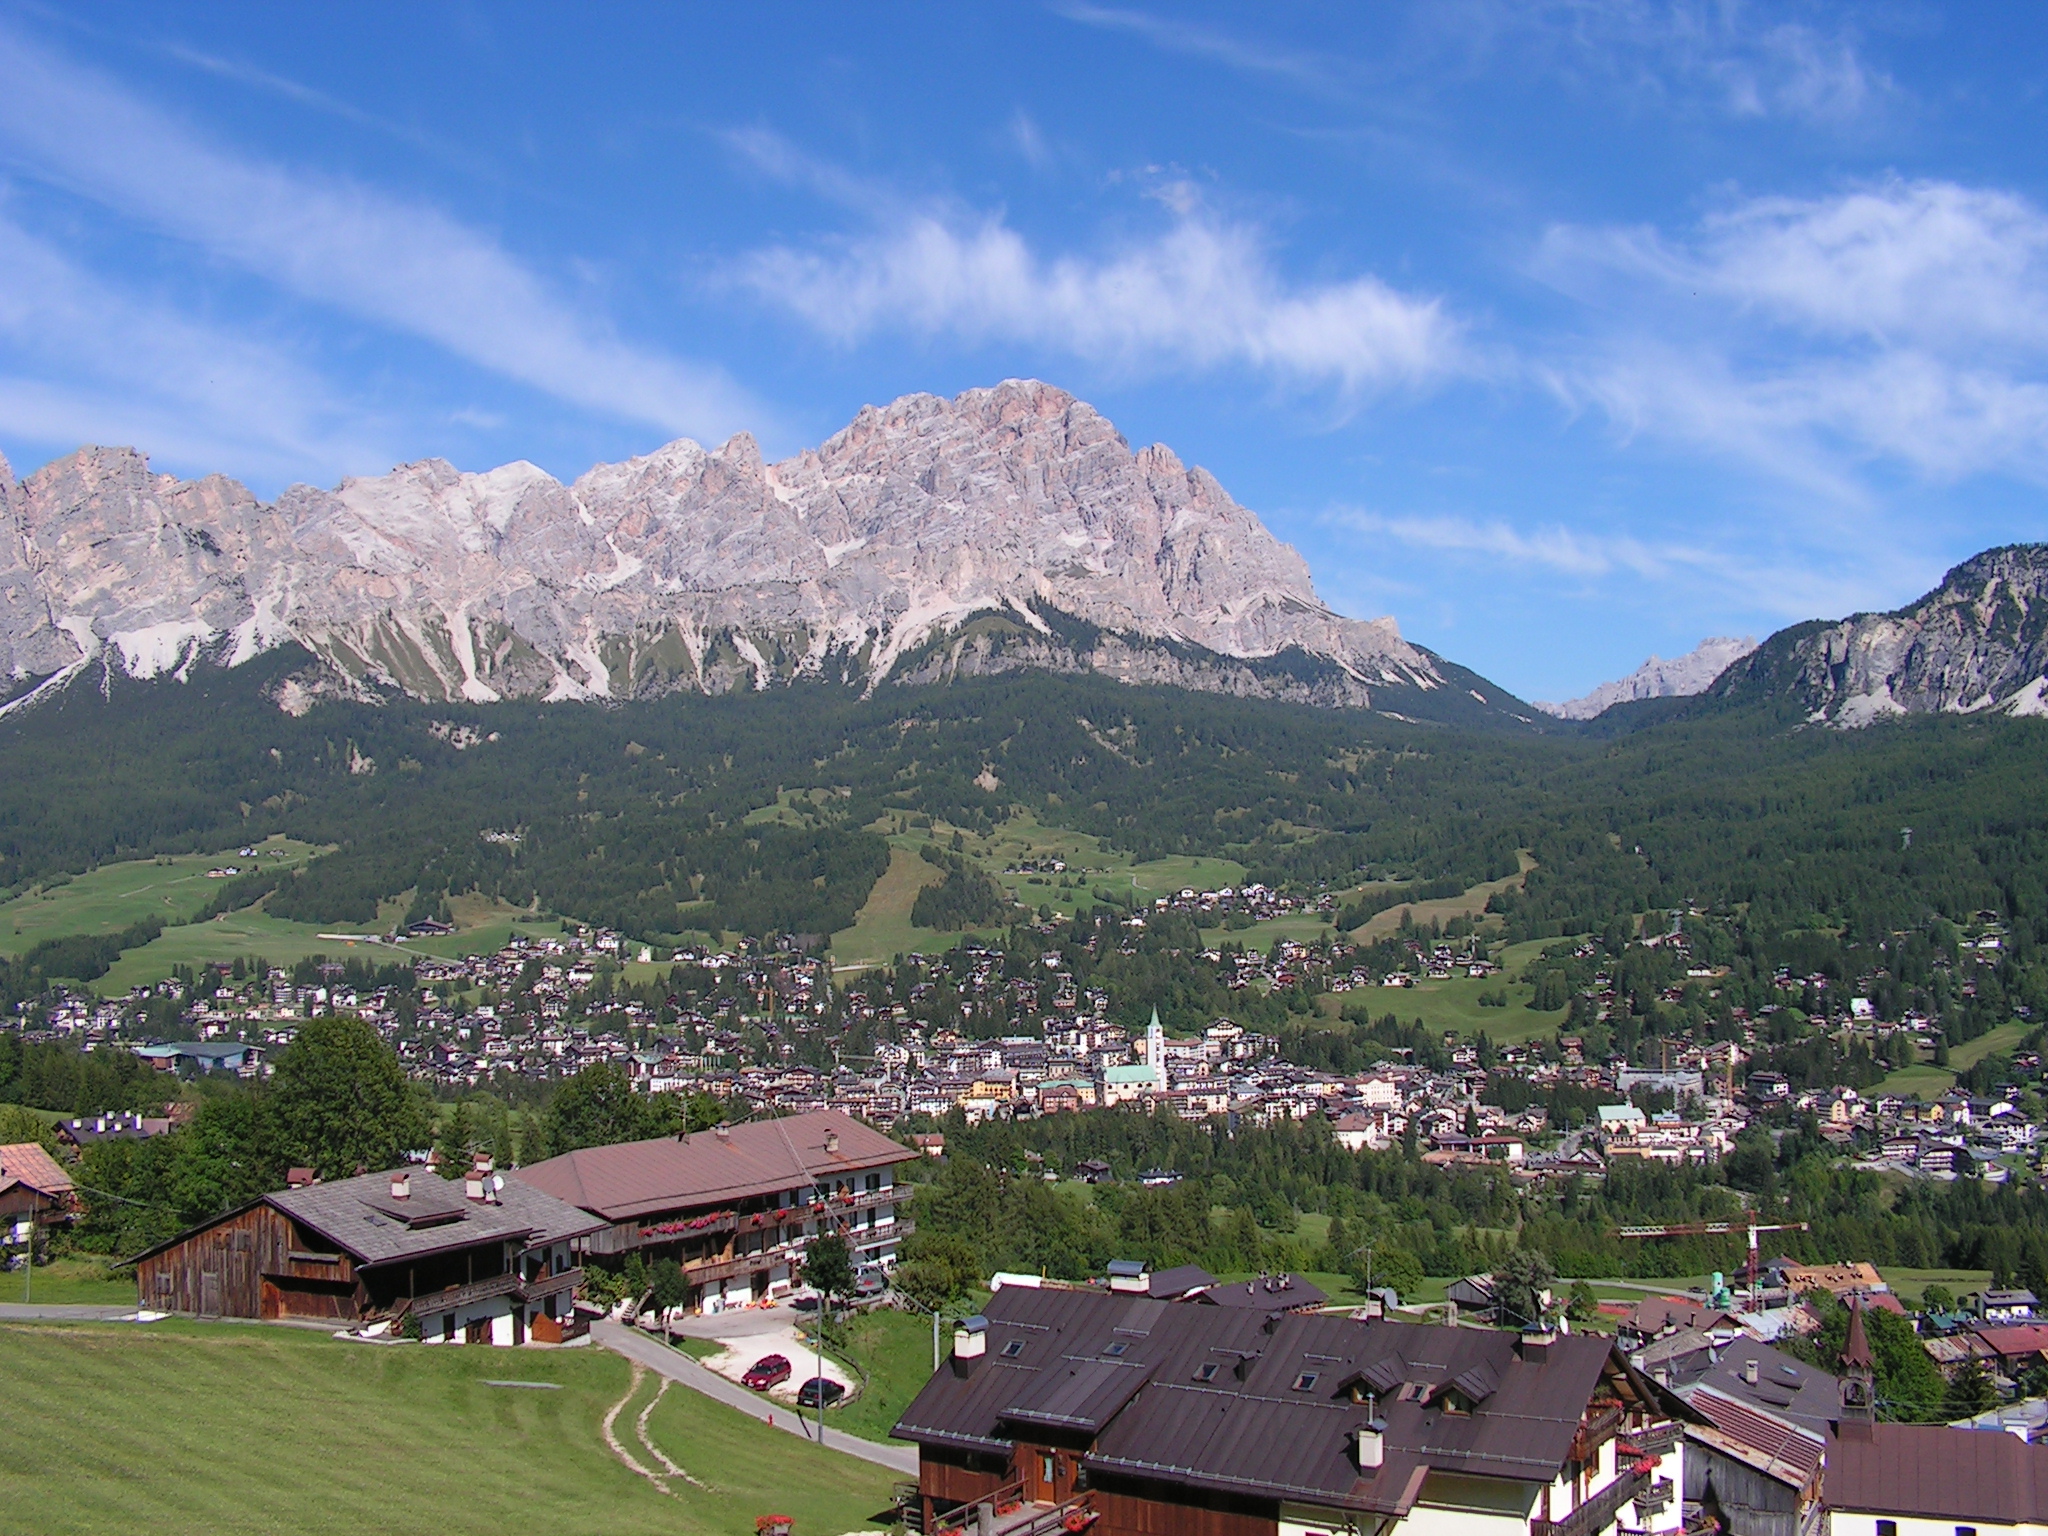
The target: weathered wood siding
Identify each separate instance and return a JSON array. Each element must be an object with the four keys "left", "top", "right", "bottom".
[
  {"left": 921, "top": 1448, "right": 1011, "bottom": 1507},
  {"left": 136, "top": 1202, "right": 364, "bottom": 1321},
  {"left": 1092, "top": 1476, "right": 1278, "bottom": 1536}
]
